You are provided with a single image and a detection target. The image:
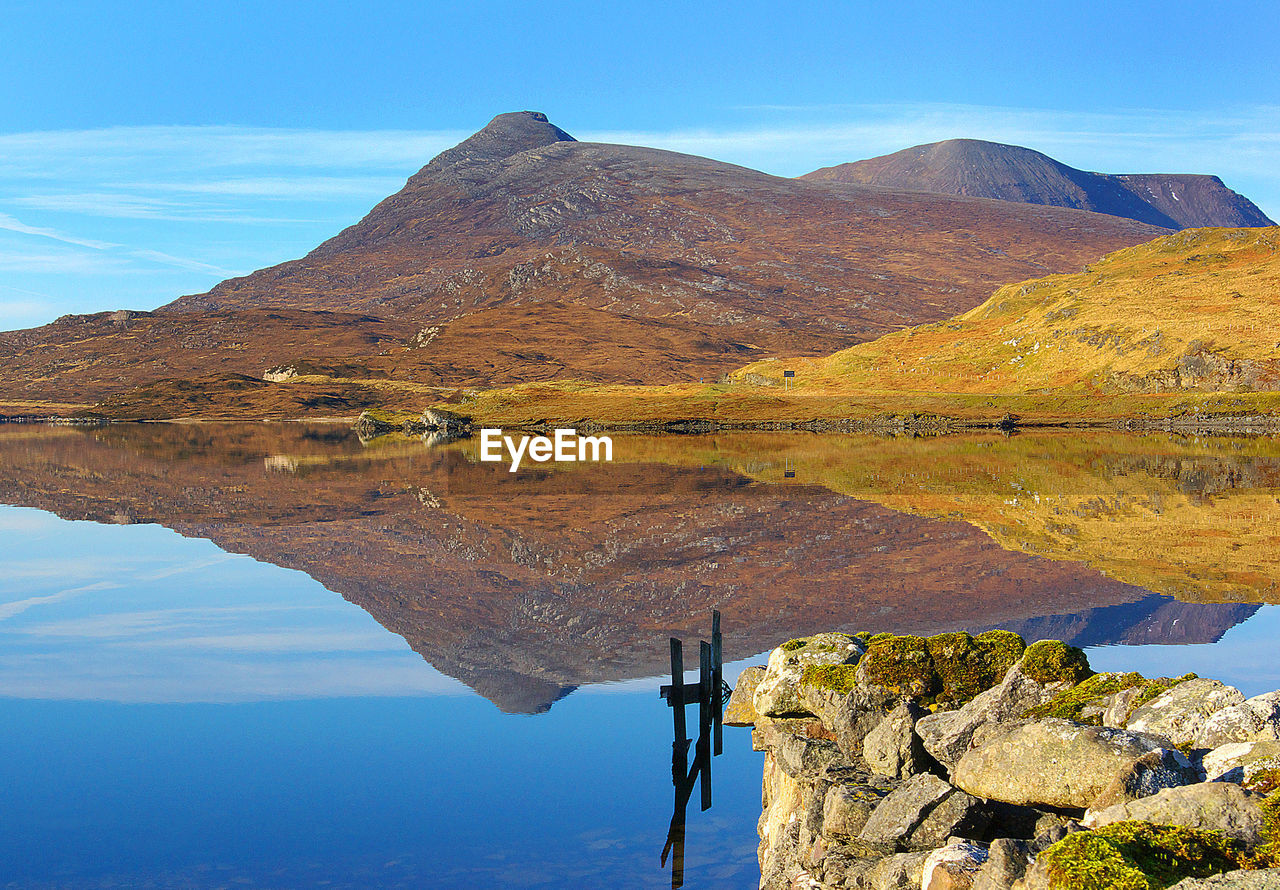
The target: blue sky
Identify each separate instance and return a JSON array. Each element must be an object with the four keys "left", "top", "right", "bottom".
[{"left": 1, "top": 0, "right": 1277, "bottom": 330}]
